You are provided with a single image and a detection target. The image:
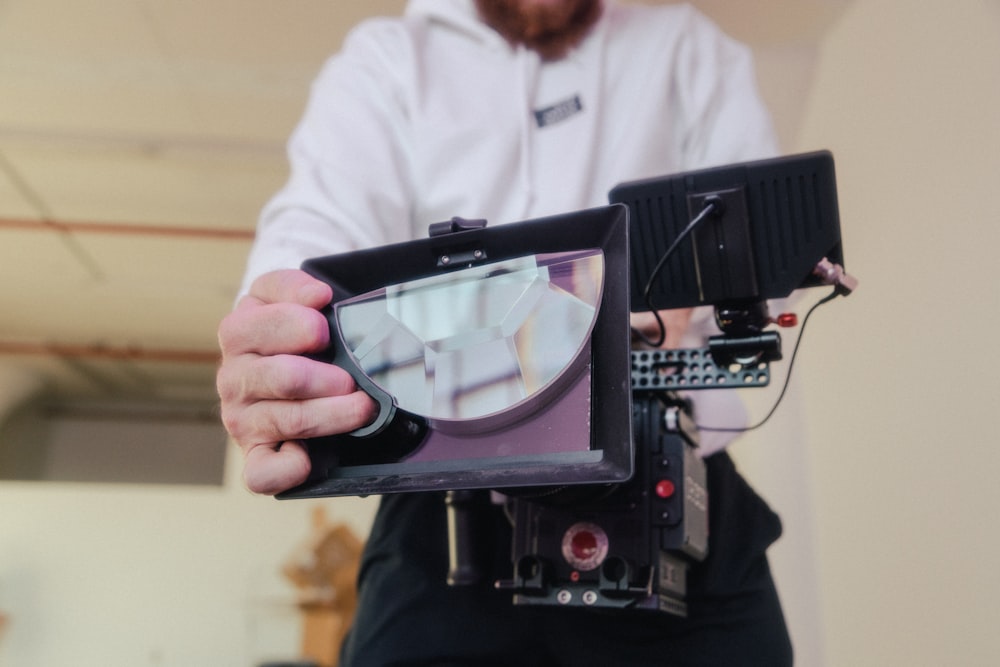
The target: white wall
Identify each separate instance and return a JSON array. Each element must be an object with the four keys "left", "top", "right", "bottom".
[
  {"left": 738, "top": 1, "right": 1000, "bottom": 665},
  {"left": 0, "top": 454, "right": 378, "bottom": 665}
]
